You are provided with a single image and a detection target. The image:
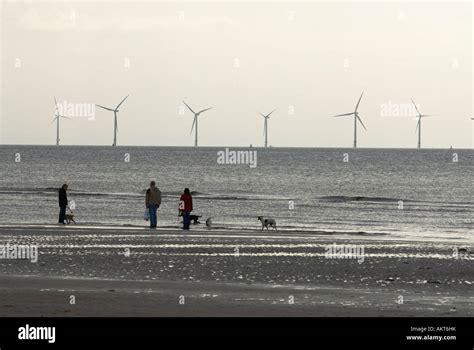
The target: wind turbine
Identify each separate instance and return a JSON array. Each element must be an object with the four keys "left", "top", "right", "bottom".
[
  {"left": 51, "top": 97, "right": 71, "bottom": 146},
  {"left": 258, "top": 108, "right": 277, "bottom": 147},
  {"left": 96, "top": 95, "right": 129, "bottom": 146},
  {"left": 333, "top": 92, "right": 367, "bottom": 148},
  {"left": 411, "top": 99, "right": 432, "bottom": 149},
  {"left": 182, "top": 101, "right": 213, "bottom": 147}
]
